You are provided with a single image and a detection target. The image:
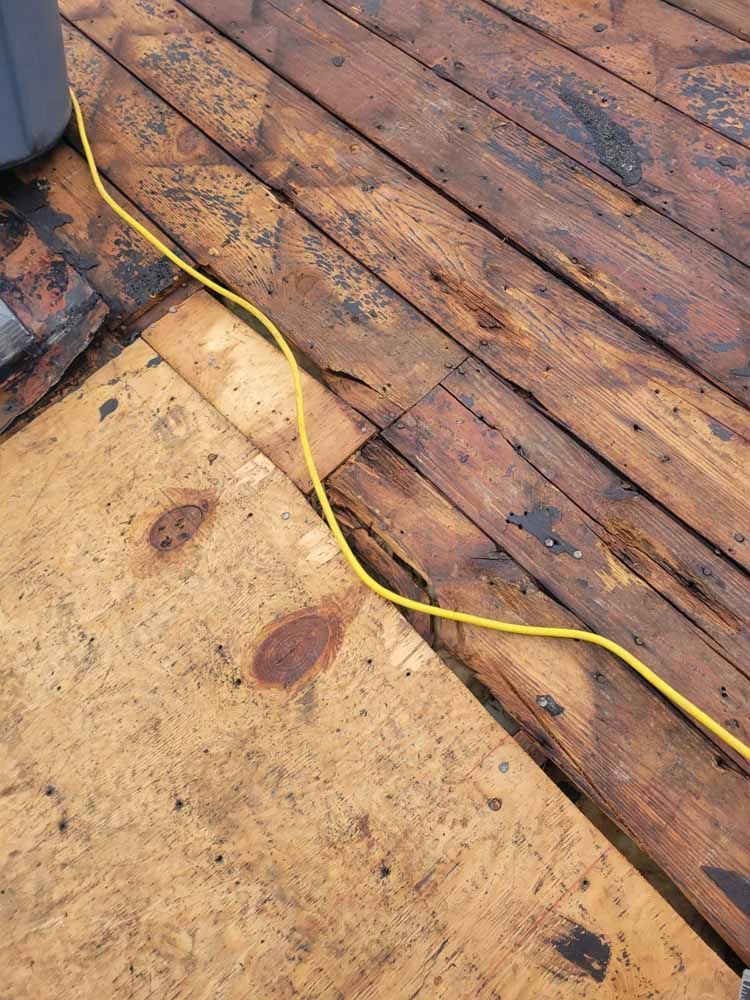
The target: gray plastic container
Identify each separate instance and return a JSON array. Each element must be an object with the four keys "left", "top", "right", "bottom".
[{"left": 0, "top": 0, "right": 70, "bottom": 170}]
